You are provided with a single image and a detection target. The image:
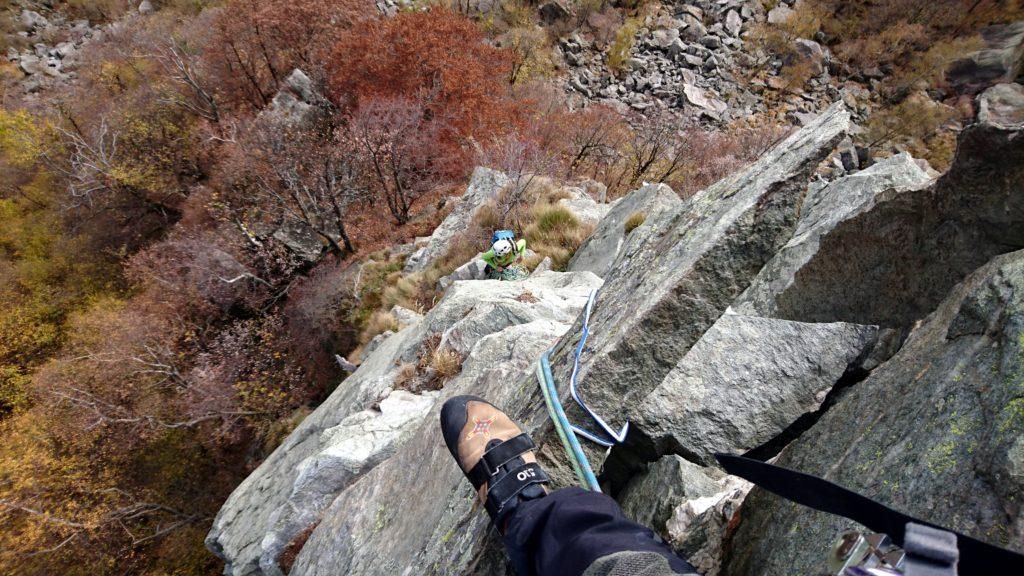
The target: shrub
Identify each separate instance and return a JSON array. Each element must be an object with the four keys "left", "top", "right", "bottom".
[
  {"left": 624, "top": 211, "right": 646, "bottom": 234},
  {"left": 430, "top": 348, "right": 463, "bottom": 380},
  {"left": 606, "top": 17, "right": 640, "bottom": 73}
]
